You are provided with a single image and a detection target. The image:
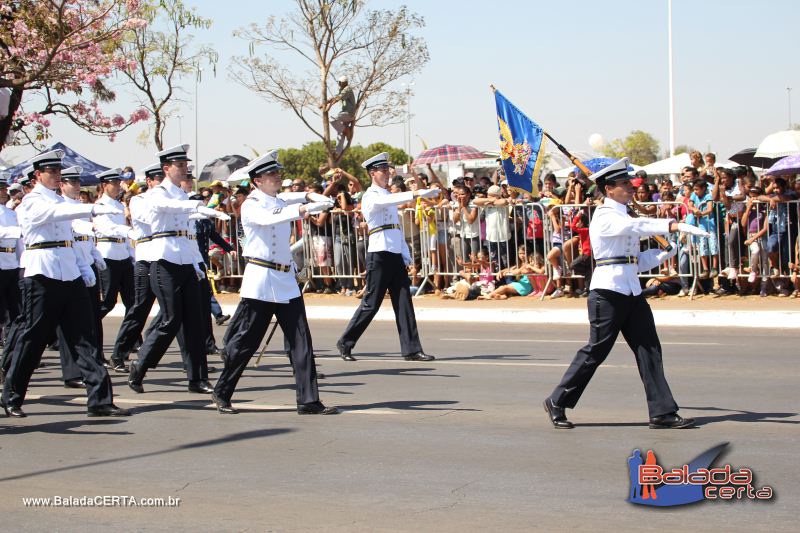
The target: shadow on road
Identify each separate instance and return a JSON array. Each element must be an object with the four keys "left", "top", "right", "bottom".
[
  {"left": 0, "top": 418, "right": 131, "bottom": 436},
  {"left": 324, "top": 367, "right": 459, "bottom": 379},
  {"left": 0, "top": 428, "right": 294, "bottom": 483},
  {"left": 340, "top": 400, "right": 480, "bottom": 412},
  {"left": 682, "top": 406, "right": 800, "bottom": 426}
]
